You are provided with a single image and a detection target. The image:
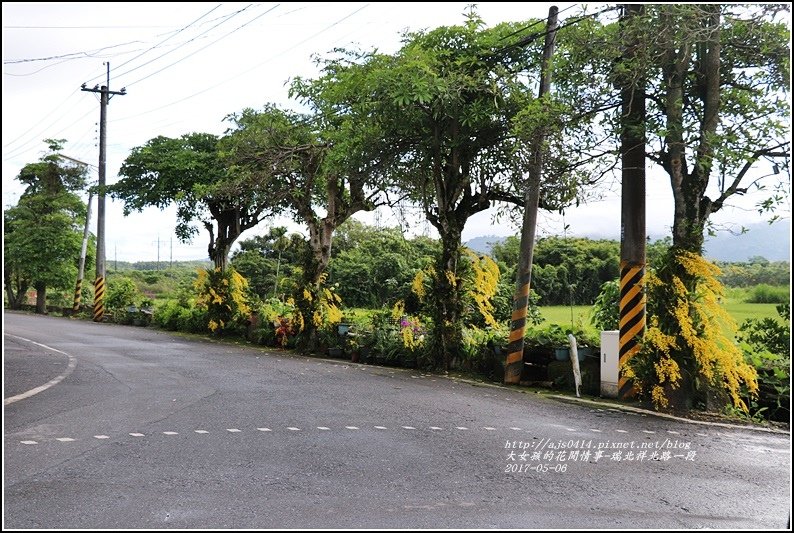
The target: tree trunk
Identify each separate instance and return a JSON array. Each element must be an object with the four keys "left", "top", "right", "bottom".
[
  {"left": 307, "top": 219, "right": 334, "bottom": 285},
  {"left": 4, "top": 270, "right": 28, "bottom": 310},
  {"left": 35, "top": 281, "right": 47, "bottom": 314},
  {"left": 431, "top": 226, "right": 463, "bottom": 370}
]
